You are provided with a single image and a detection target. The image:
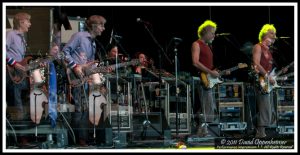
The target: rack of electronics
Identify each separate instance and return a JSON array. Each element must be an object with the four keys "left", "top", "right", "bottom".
[
  {"left": 275, "top": 85, "right": 294, "bottom": 135},
  {"left": 216, "top": 82, "right": 247, "bottom": 134}
]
